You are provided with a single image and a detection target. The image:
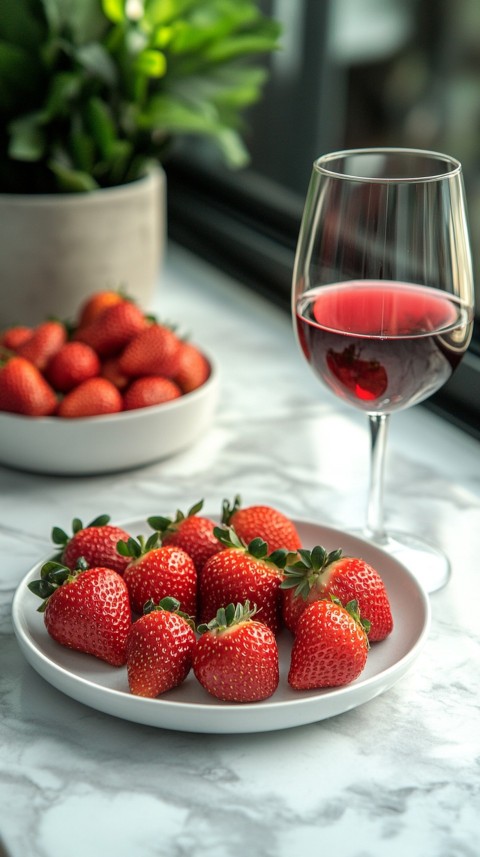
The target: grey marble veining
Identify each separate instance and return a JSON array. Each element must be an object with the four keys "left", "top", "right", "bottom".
[{"left": 1, "top": 244, "right": 479, "bottom": 857}]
